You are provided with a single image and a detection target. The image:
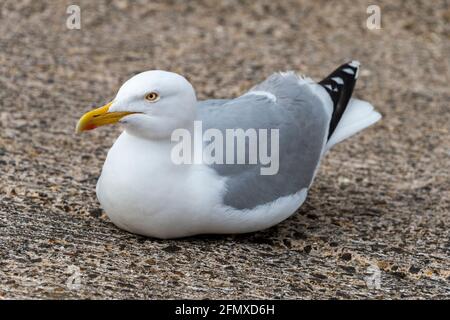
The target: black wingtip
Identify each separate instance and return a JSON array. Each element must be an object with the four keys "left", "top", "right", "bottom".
[{"left": 319, "top": 61, "right": 360, "bottom": 139}]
